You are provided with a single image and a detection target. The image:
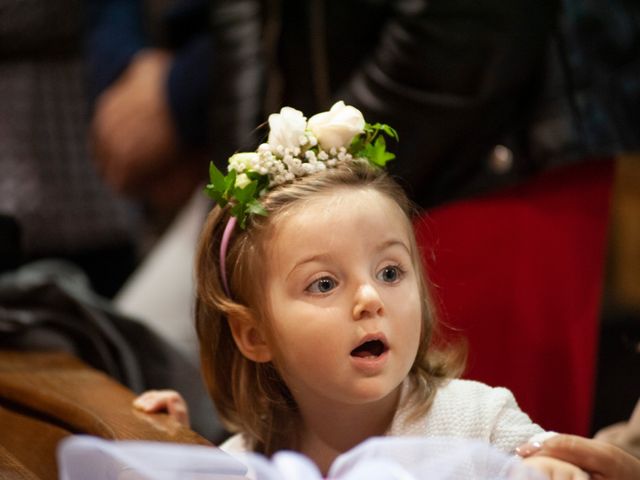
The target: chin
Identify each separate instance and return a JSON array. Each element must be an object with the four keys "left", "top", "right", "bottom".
[{"left": 343, "top": 378, "right": 403, "bottom": 404}]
